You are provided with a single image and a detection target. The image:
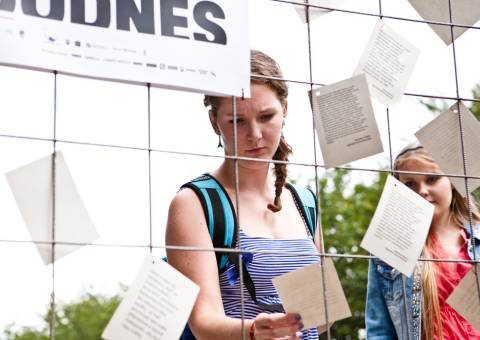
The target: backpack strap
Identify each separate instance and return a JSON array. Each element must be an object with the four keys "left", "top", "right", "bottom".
[
  {"left": 180, "top": 174, "right": 238, "bottom": 273},
  {"left": 226, "top": 251, "right": 285, "bottom": 313},
  {"left": 180, "top": 176, "right": 316, "bottom": 315},
  {"left": 285, "top": 183, "right": 318, "bottom": 239}
]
